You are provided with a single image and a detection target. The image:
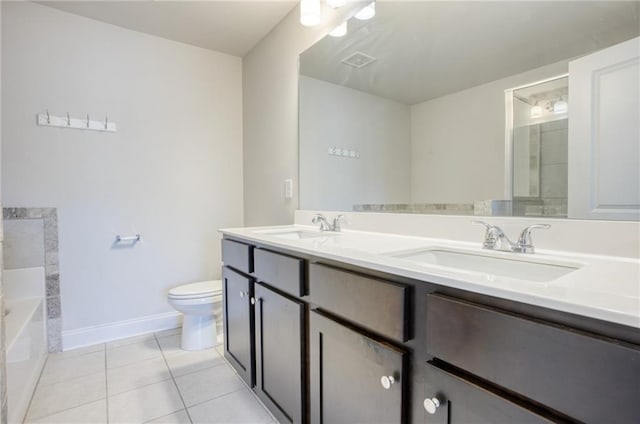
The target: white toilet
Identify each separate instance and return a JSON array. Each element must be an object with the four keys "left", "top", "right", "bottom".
[{"left": 167, "top": 280, "right": 223, "bottom": 351}]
